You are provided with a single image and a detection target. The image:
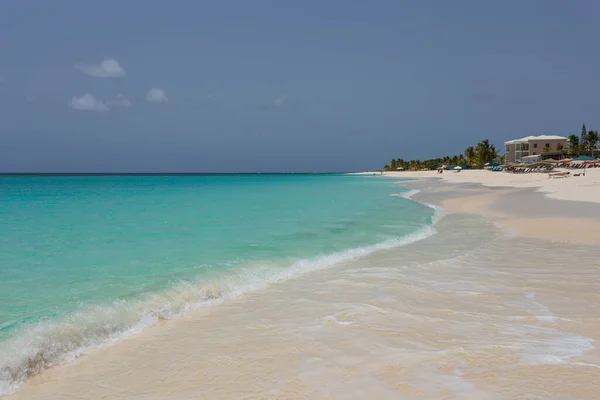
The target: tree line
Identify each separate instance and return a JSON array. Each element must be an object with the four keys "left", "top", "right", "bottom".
[
  {"left": 384, "top": 139, "right": 499, "bottom": 171},
  {"left": 566, "top": 124, "right": 599, "bottom": 156}
]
